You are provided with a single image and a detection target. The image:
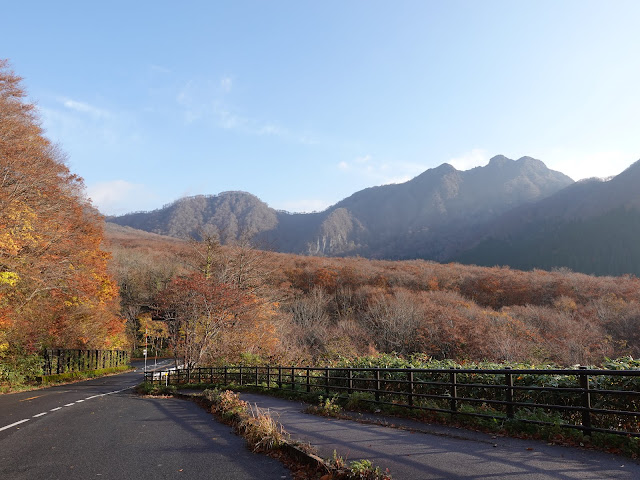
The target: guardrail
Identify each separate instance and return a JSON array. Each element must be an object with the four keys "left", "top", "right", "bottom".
[
  {"left": 144, "top": 365, "right": 640, "bottom": 438},
  {"left": 43, "top": 349, "right": 130, "bottom": 375}
]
